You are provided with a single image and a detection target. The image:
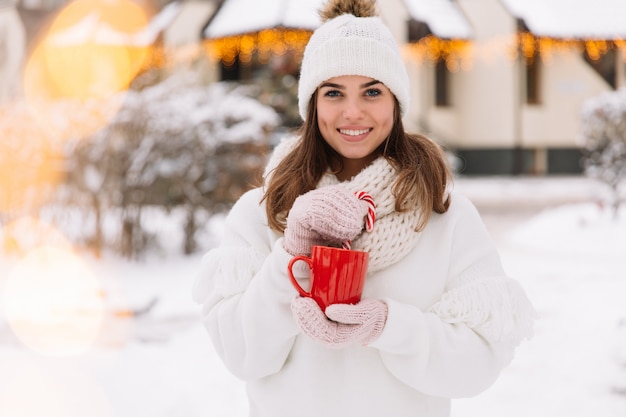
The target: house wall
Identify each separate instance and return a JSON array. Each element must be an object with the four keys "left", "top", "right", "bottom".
[
  {"left": 618, "top": 51, "right": 626, "bottom": 87},
  {"left": 379, "top": 0, "right": 408, "bottom": 43},
  {"left": 415, "top": 0, "right": 622, "bottom": 174},
  {"left": 378, "top": 0, "right": 429, "bottom": 131},
  {"left": 441, "top": 0, "right": 518, "bottom": 149},
  {"left": 521, "top": 52, "right": 612, "bottom": 149},
  {"left": 292, "top": 0, "right": 623, "bottom": 175},
  {"left": 163, "top": 0, "right": 217, "bottom": 47},
  {"left": 162, "top": 0, "right": 219, "bottom": 82}
]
